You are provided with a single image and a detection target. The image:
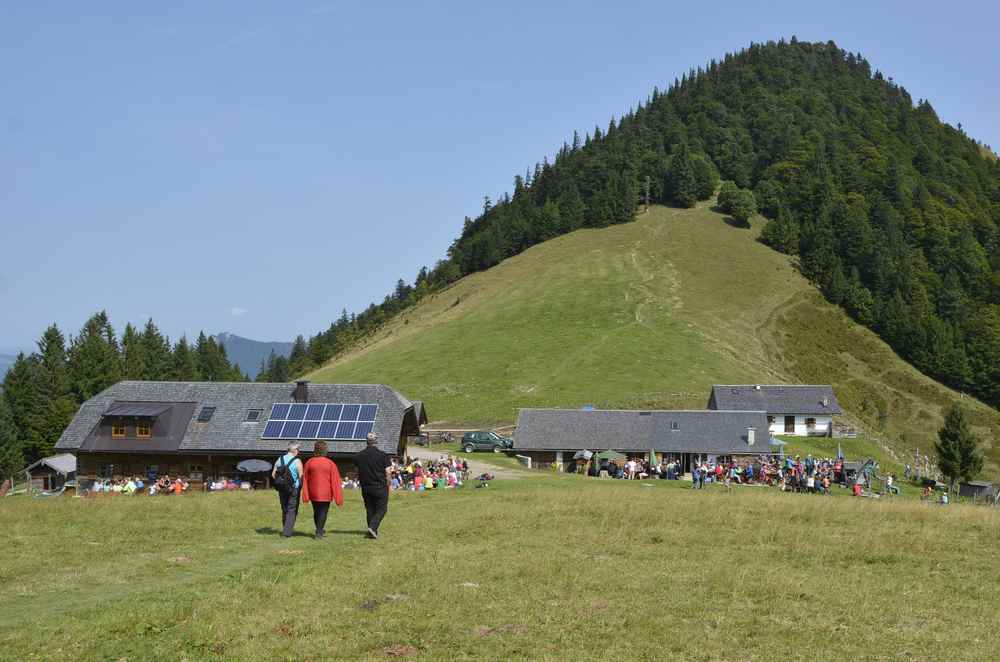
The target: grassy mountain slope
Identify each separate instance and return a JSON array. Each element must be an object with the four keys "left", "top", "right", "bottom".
[{"left": 308, "top": 203, "right": 1000, "bottom": 470}]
